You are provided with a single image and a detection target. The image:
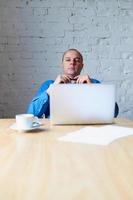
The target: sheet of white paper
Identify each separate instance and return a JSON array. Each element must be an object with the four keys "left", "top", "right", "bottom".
[{"left": 59, "top": 125, "right": 133, "bottom": 145}]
